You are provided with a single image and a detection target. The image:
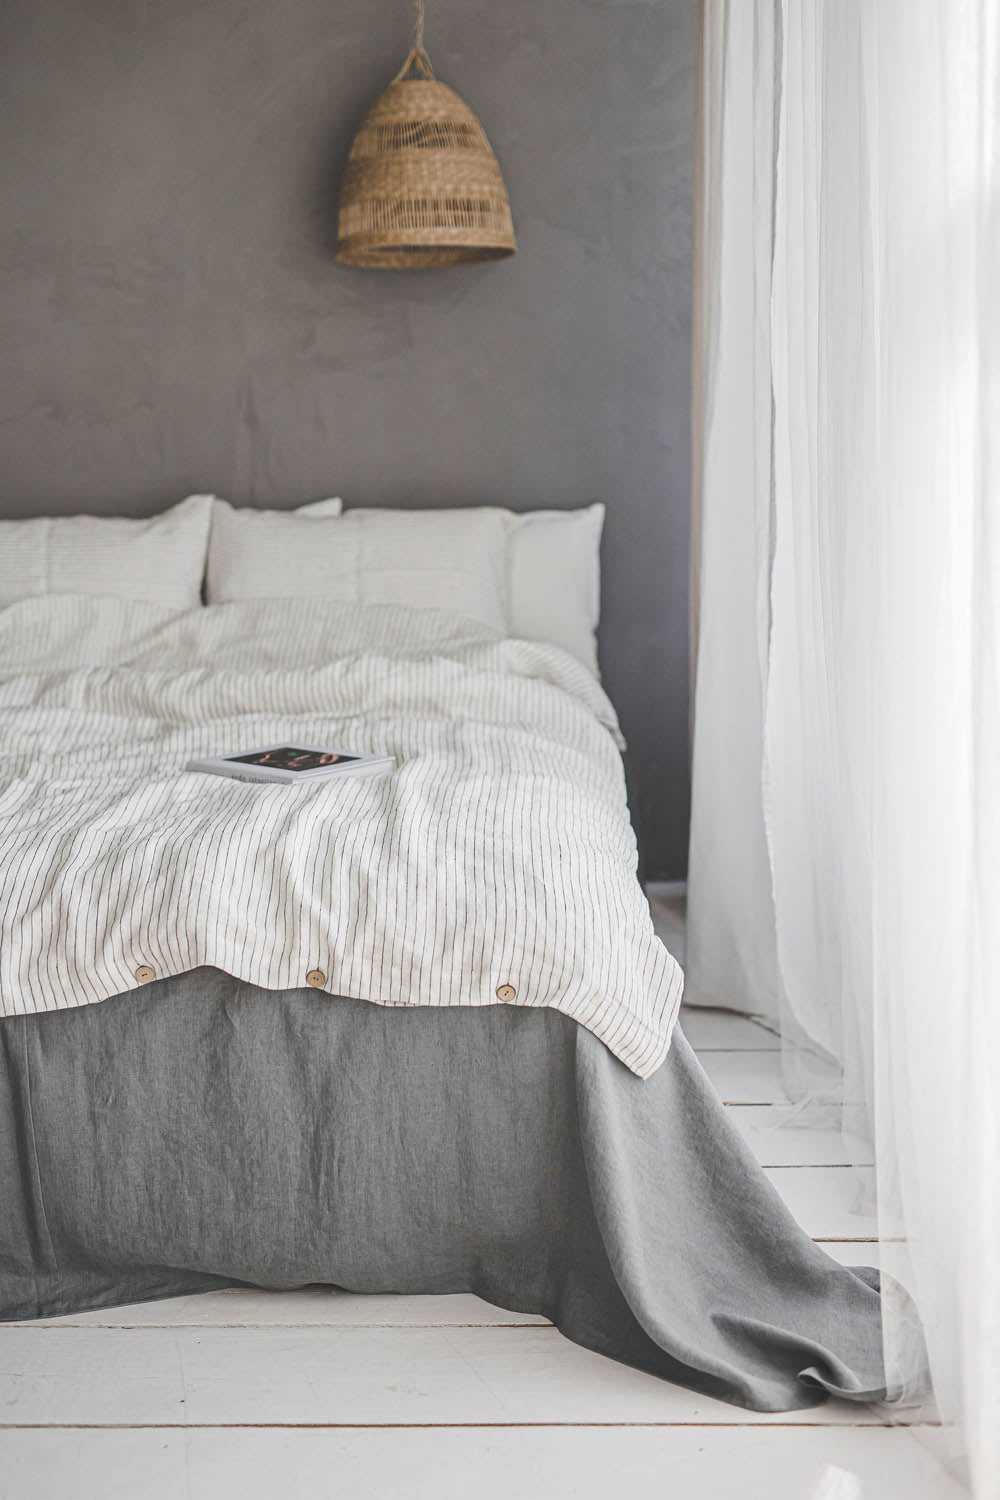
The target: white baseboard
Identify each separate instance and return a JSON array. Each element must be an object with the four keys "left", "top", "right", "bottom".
[{"left": 644, "top": 880, "right": 687, "bottom": 899}]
